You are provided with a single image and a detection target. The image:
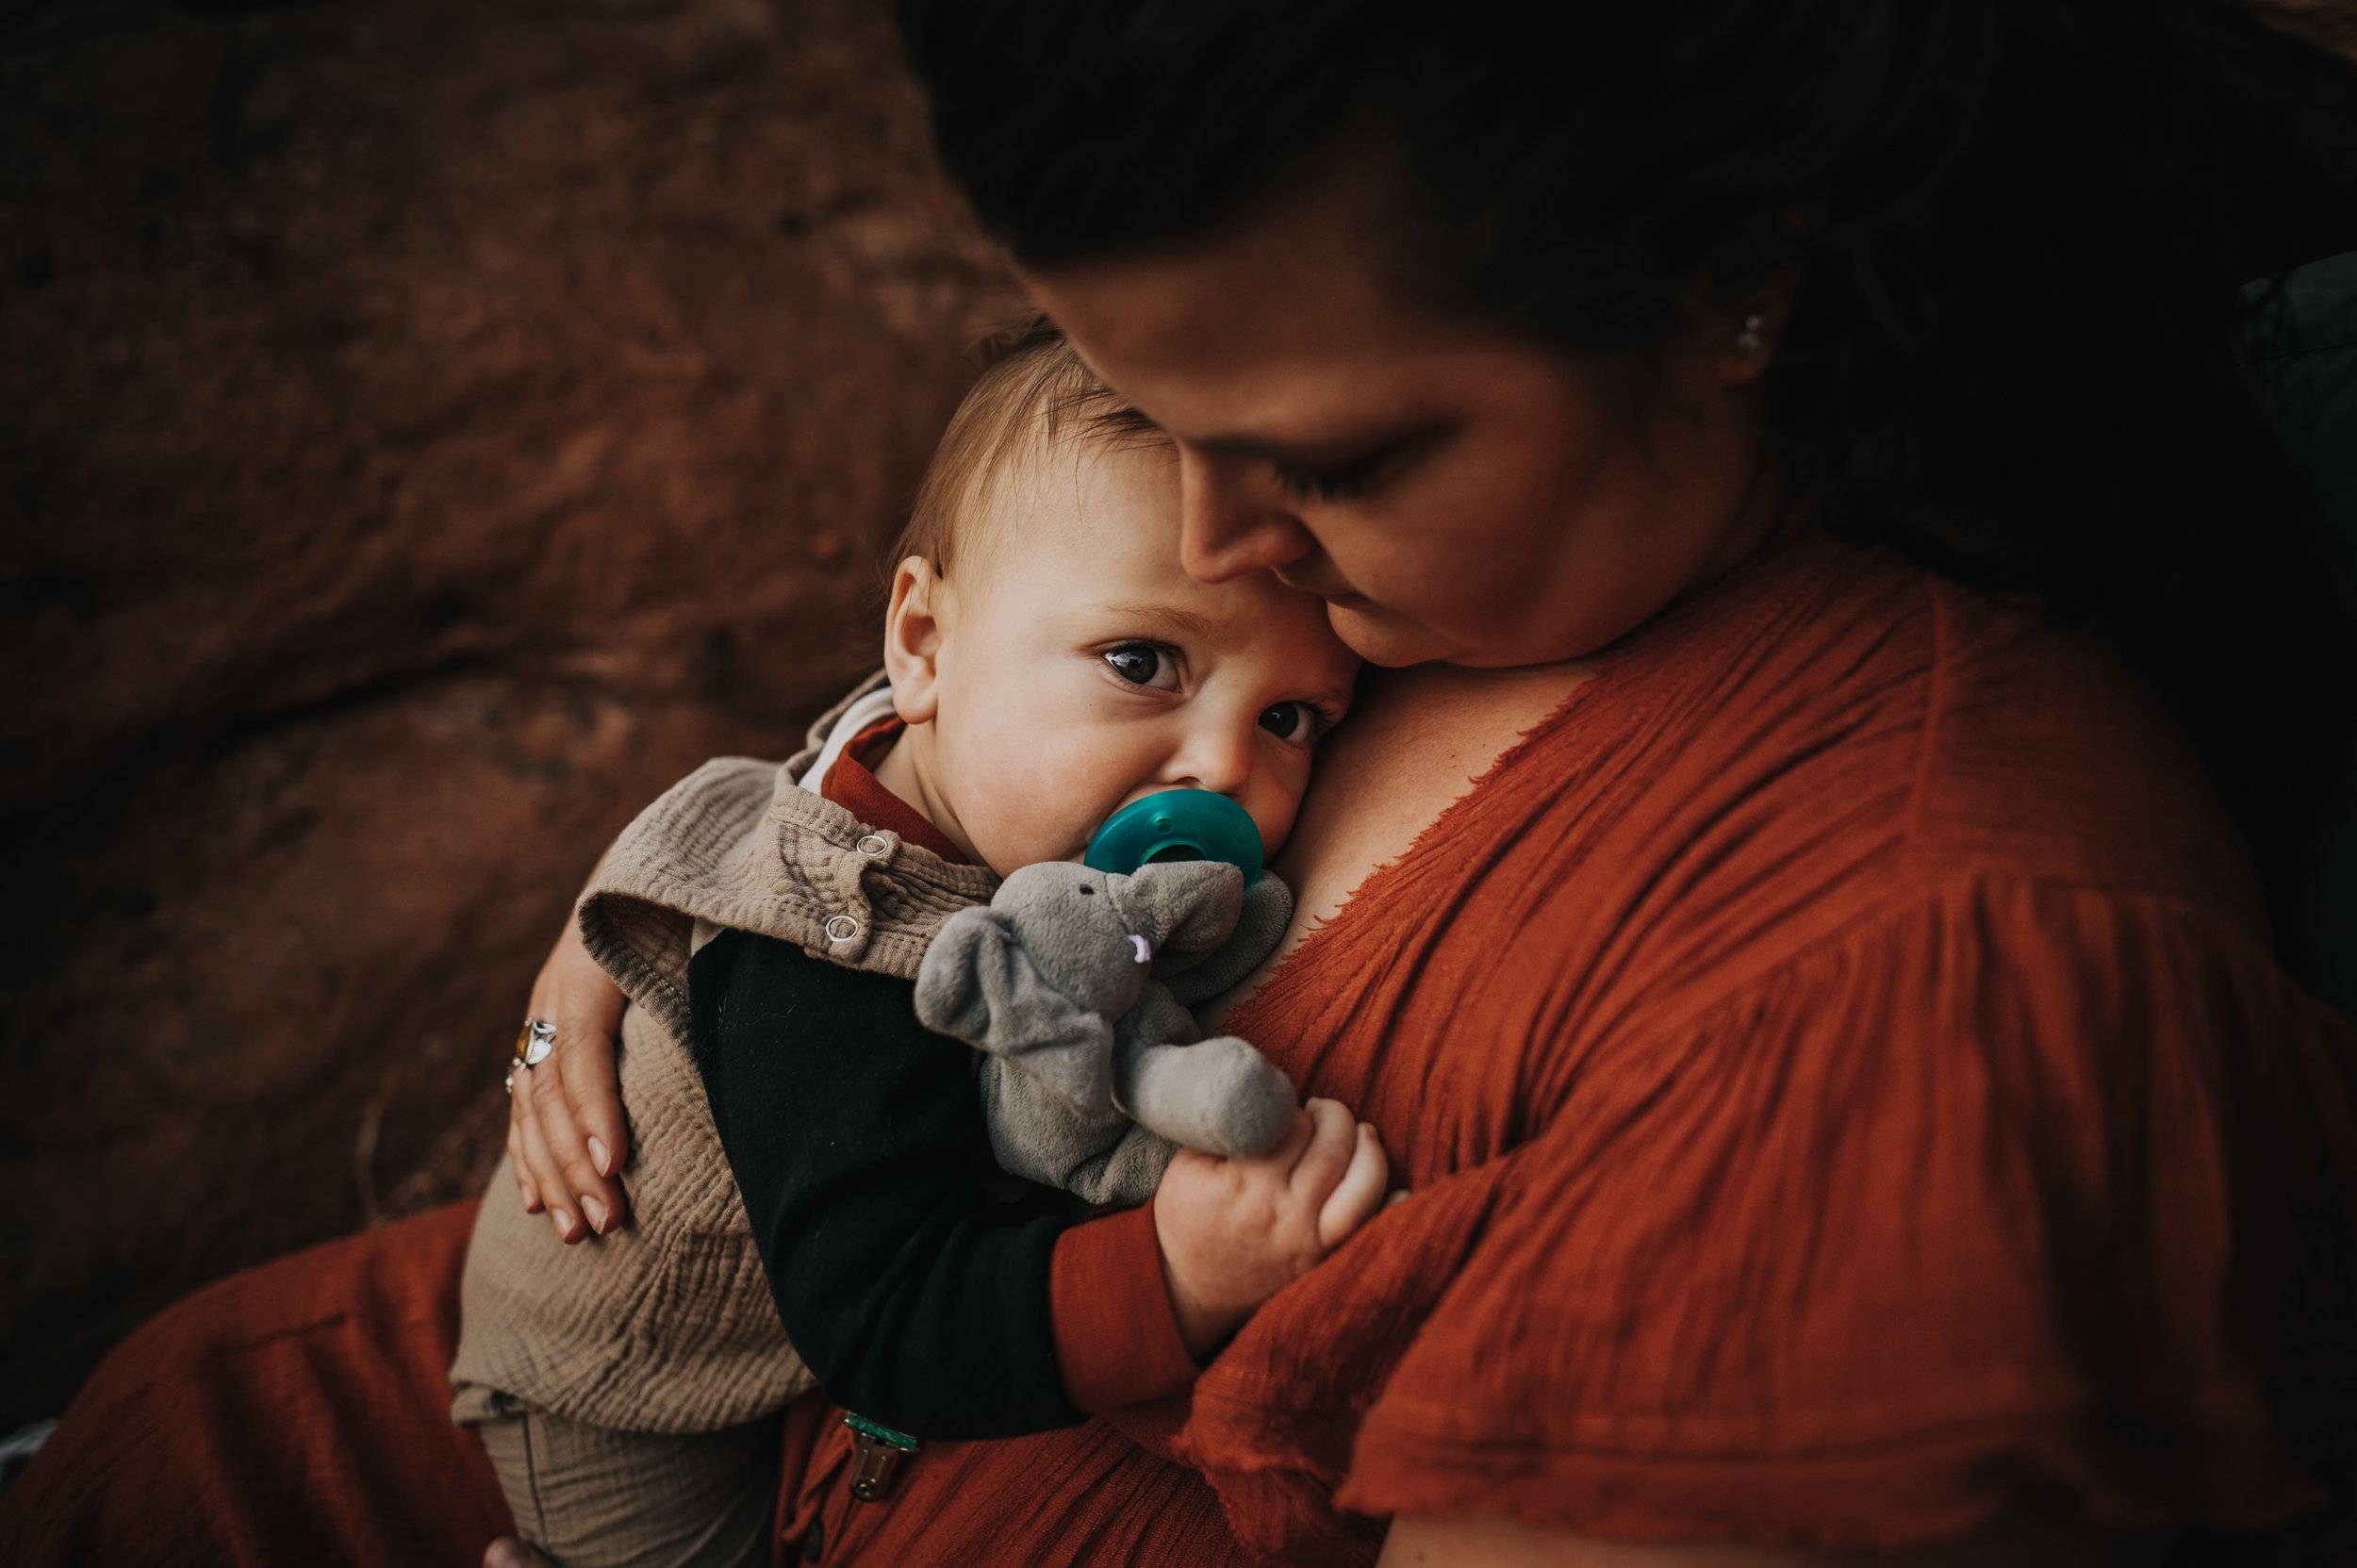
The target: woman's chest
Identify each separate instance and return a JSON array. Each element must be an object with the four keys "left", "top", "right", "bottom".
[
  {"left": 1212, "top": 626, "right": 1936, "bottom": 1185},
  {"left": 1211, "top": 664, "right": 1638, "bottom": 1177},
  {"left": 1210, "top": 662, "right": 1592, "bottom": 1023}
]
